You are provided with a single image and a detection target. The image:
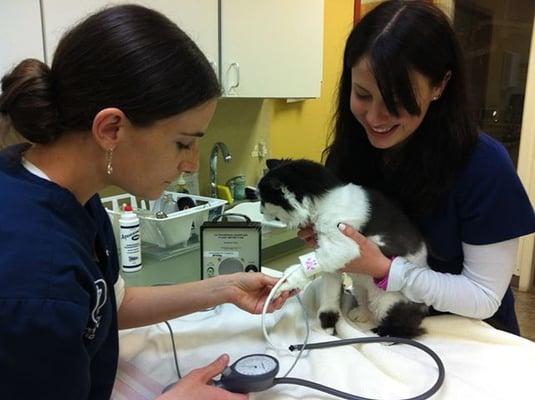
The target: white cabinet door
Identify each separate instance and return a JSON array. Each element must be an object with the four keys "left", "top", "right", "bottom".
[
  {"left": 41, "top": 0, "right": 106, "bottom": 63},
  {"left": 149, "top": 0, "right": 218, "bottom": 71},
  {"left": 220, "top": 0, "right": 323, "bottom": 98},
  {"left": 40, "top": 0, "right": 323, "bottom": 98},
  {"left": 0, "top": 0, "right": 44, "bottom": 77},
  {"left": 42, "top": 0, "right": 218, "bottom": 68}
]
